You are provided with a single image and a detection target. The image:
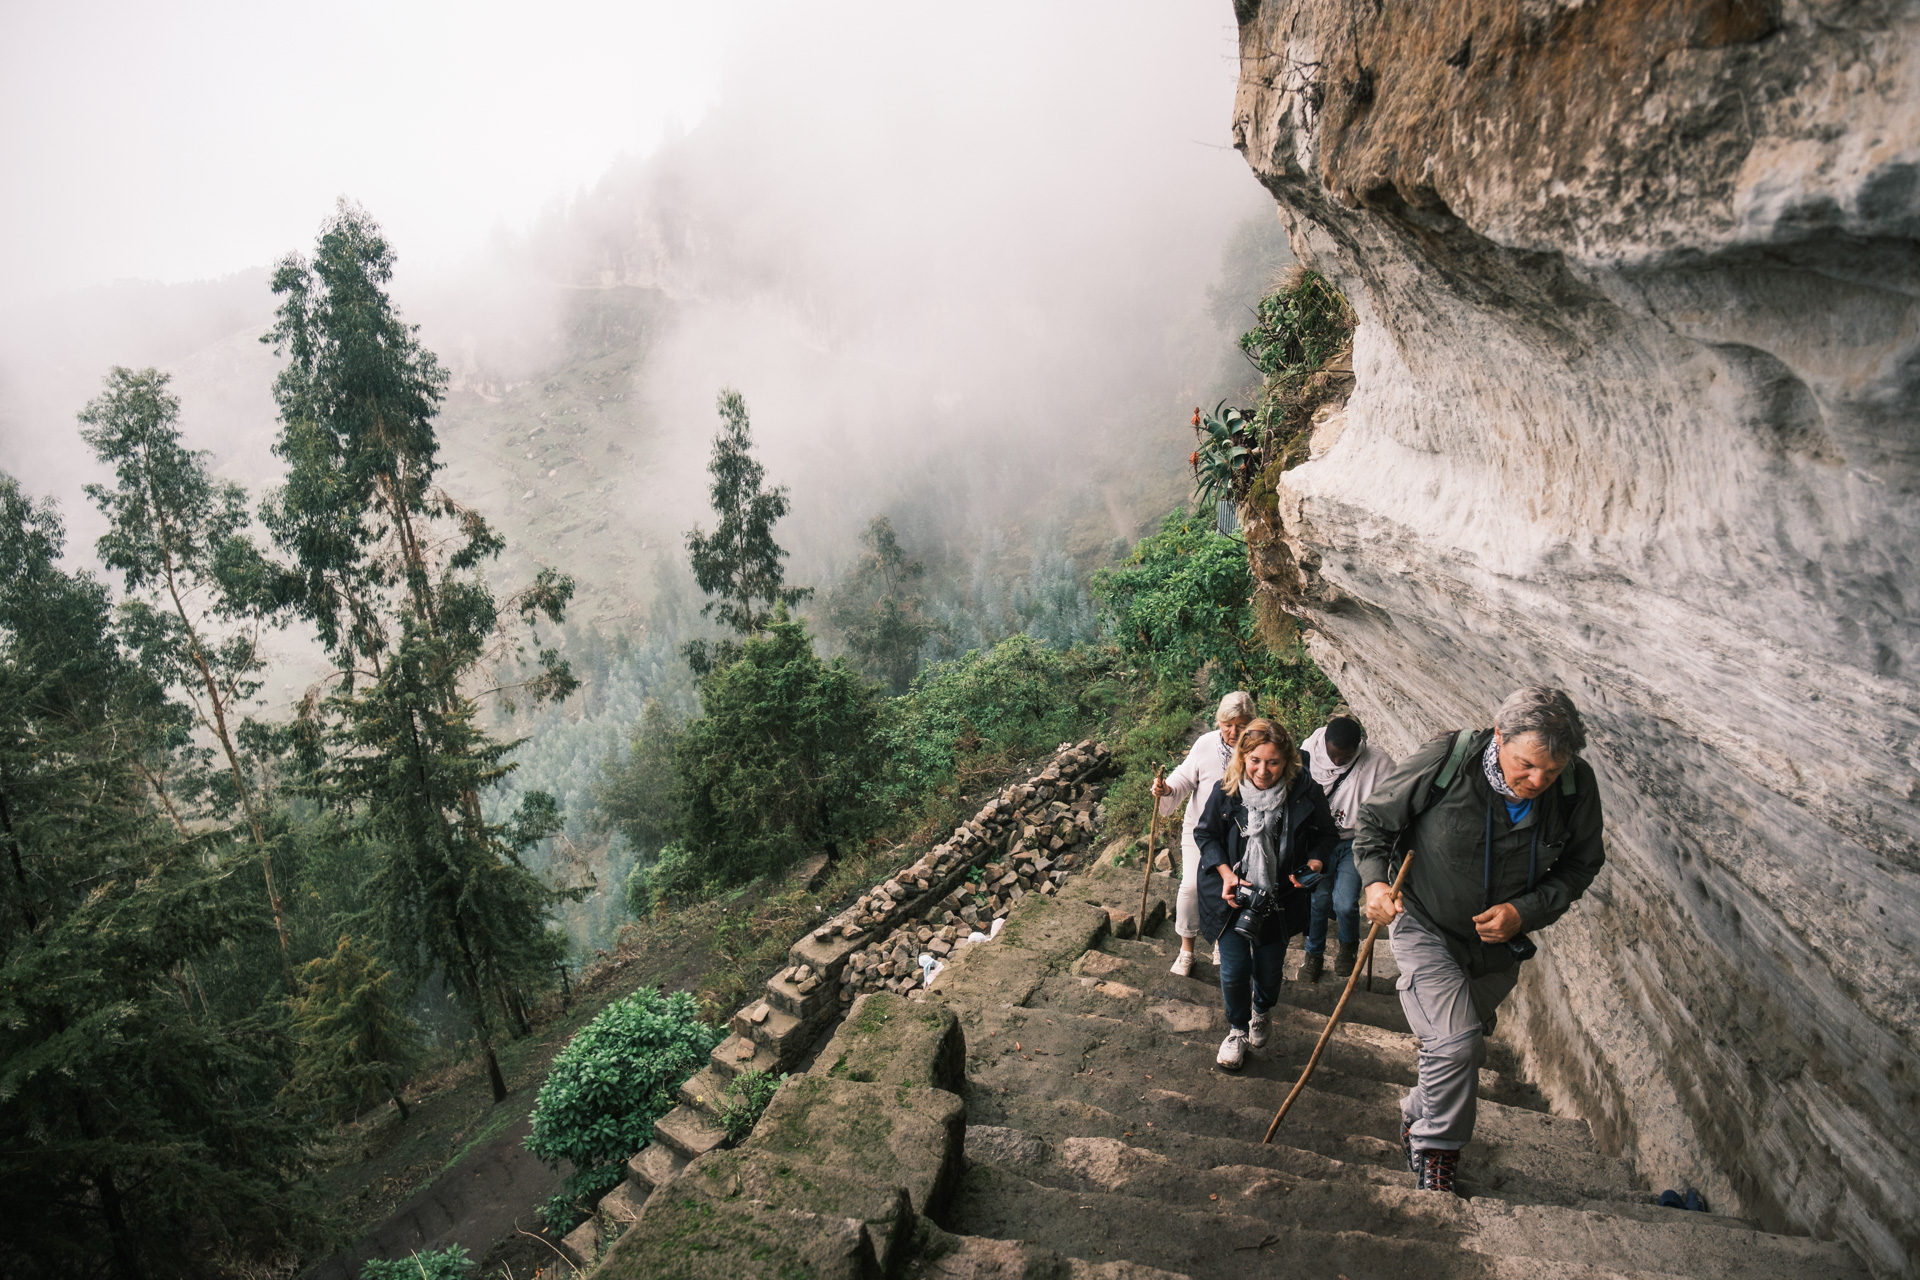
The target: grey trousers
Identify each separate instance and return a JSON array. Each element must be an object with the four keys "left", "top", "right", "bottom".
[{"left": 1390, "top": 911, "right": 1520, "bottom": 1151}]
